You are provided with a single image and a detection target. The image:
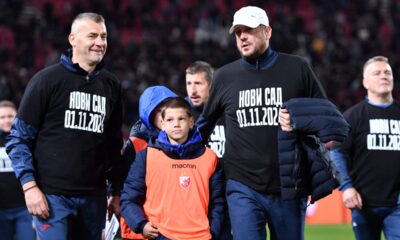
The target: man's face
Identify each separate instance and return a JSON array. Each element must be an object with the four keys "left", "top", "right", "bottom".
[
  {"left": 363, "top": 61, "right": 393, "bottom": 98},
  {"left": 150, "top": 107, "right": 163, "bottom": 131},
  {"left": 69, "top": 19, "right": 107, "bottom": 70},
  {"left": 233, "top": 25, "right": 271, "bottom": 59},
  {"left": 0, "top": 107, "right": 16, "bottom": 132},
  {"left": 161, "top": 108, "right": 194, "bottom": 145},
  {"left": 186, "top": 72, "right": 210, "bottom": 107}
]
